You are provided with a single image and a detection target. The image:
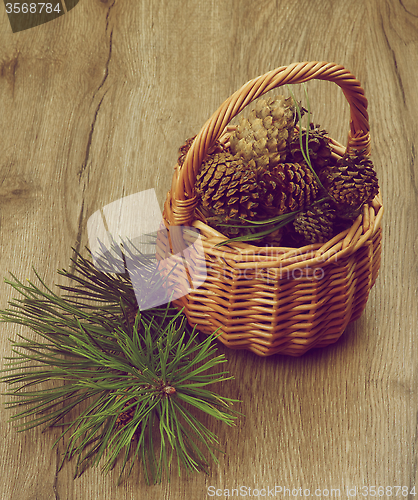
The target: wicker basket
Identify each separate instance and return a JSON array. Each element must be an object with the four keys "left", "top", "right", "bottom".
[{"left": 159, "top": 61, "right": 383, "bottom": 357}]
